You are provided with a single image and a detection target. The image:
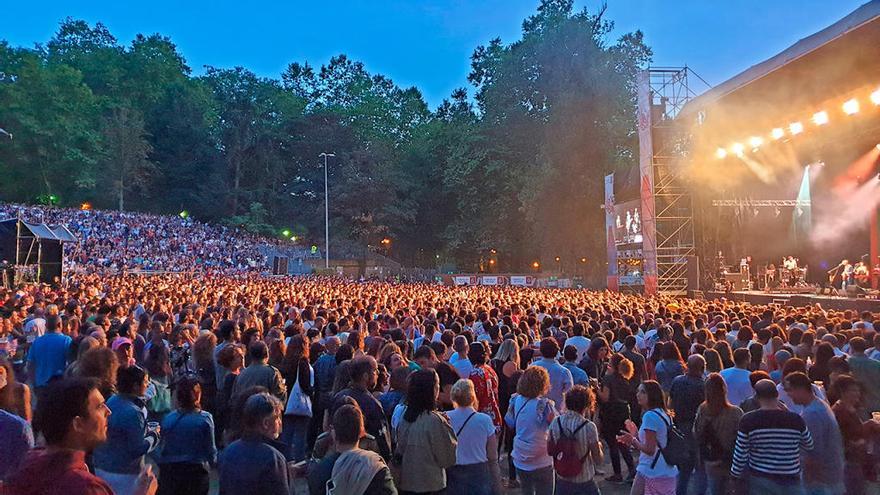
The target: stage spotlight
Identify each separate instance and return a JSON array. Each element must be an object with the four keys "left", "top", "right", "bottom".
[
  {"left": 715, "top": 147, "right": 727, "bottom": 159},
  {"left": 843, "top": 99, "right": 860, "bottom": 115},
  {"left": 771, "top": 128, "right": 785, "bottom": 140},
  {"left": 731, "top": 143, "right": 745, "bottom": 157},
  {"left": 876, "top": 143, "right": 880, "bottom": 151},
  {"left": 812, "top": 111, "right": 829, "bottom": 125},
  {"left": 749, "top": 136, "right": 763, "bottom": 150},
  {"left": 790, "top": 122, "right": 804, "bottom": 135},
  {"left": 871, "top": 88, "right": 880, "bottom": 105}
]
